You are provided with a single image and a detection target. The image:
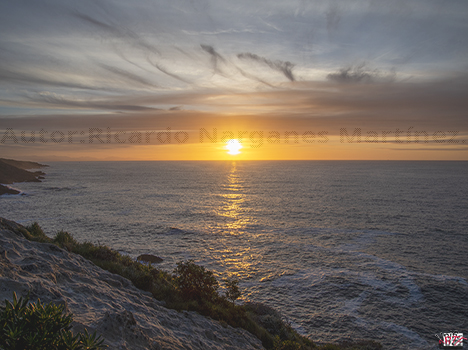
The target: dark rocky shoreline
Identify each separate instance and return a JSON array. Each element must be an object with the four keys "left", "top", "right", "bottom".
[{"left": 0, "top": 158, "right": 48, "bottom": 195}]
